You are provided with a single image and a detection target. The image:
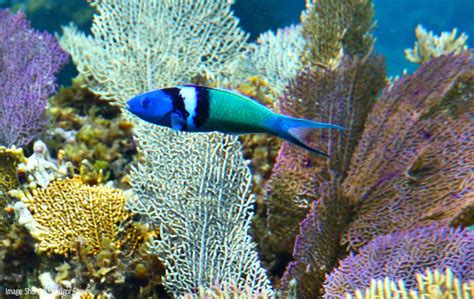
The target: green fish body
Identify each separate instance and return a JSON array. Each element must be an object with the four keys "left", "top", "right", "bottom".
[{"left": 126, "top": 85, "right": 345, "bottom": 156}]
